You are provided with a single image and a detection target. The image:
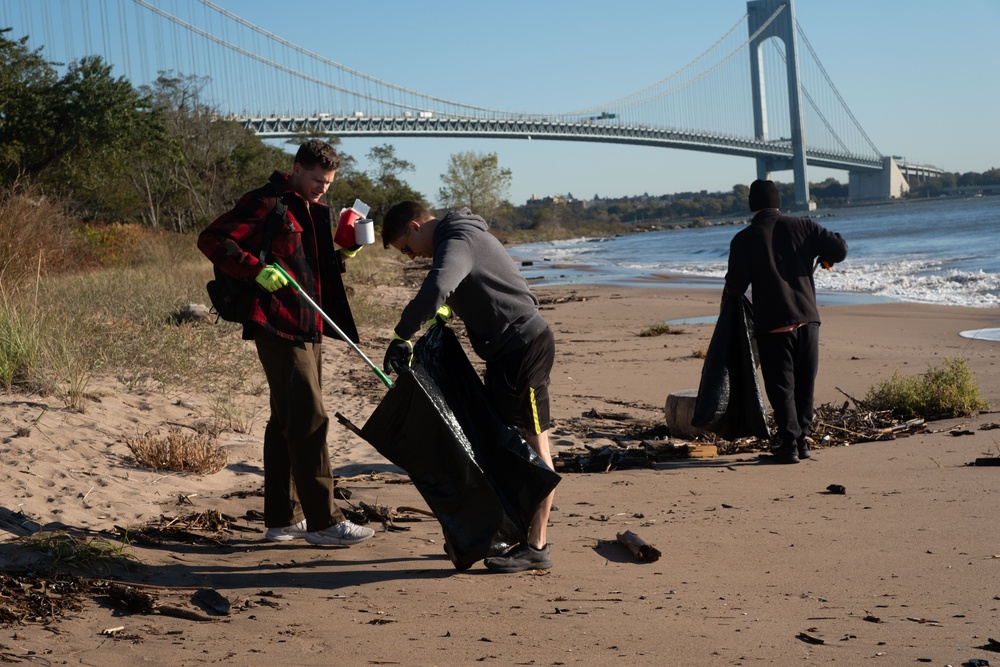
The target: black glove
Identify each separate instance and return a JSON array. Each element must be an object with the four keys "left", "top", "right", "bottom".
[{"left": 384, "top": 335, "right": 413, "bottom": 374}]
